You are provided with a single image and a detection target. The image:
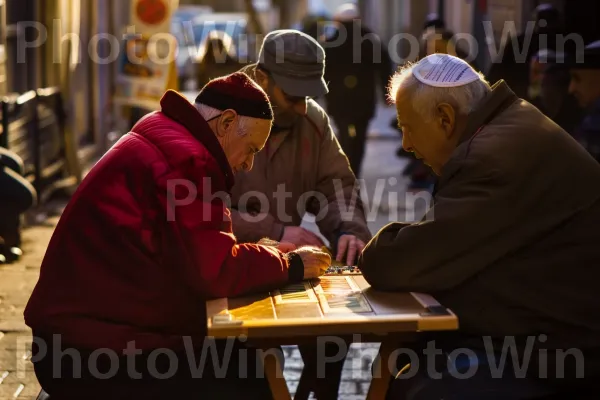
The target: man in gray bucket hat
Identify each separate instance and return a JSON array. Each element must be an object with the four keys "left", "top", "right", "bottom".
[
  {"left": 235, "top": 29, "right": 371, "bottom": 398},
  {"left": 235, "top": 29, "right": 371, "bottom": 266}
]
